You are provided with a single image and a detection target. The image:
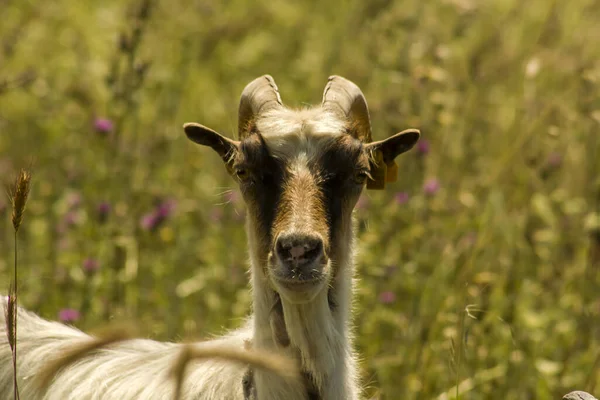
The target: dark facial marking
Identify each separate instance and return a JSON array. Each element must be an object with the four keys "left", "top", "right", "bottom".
[
  {"left": 315, "top": 135, "right": 369, "bottom": 252},
  {"left": 238, "top": 131, "right": 368, "bottom": 278},
  {"left": 235, "top": 133, "right": 284, "bottom": 251}
]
